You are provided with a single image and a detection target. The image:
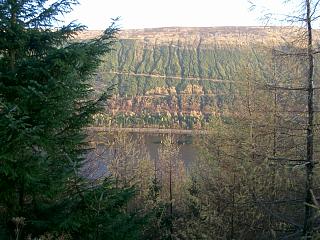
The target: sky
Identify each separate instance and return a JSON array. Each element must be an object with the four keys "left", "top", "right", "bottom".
[{"left": 60, "top": 0, "right": 301, "bottom": 30}]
